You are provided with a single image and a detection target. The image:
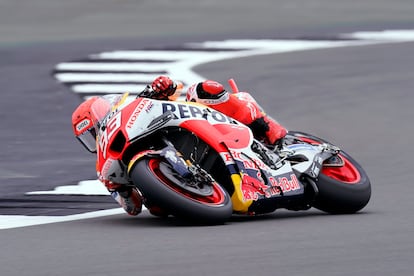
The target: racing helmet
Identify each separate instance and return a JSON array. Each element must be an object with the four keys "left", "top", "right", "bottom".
[
  {"left": 186, "top": 80, "right": 229, "bottom": 105},
  {"left": 71, "top": 96, "right": 111, "bottom": 153}
]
